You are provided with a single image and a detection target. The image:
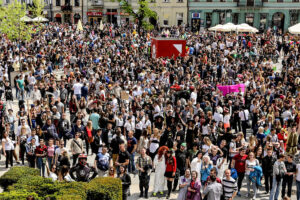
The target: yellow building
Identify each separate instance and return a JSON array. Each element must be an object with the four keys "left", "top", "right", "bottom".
[{"left": 149, "top": 0, "right": 188, "bottom": 27}]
